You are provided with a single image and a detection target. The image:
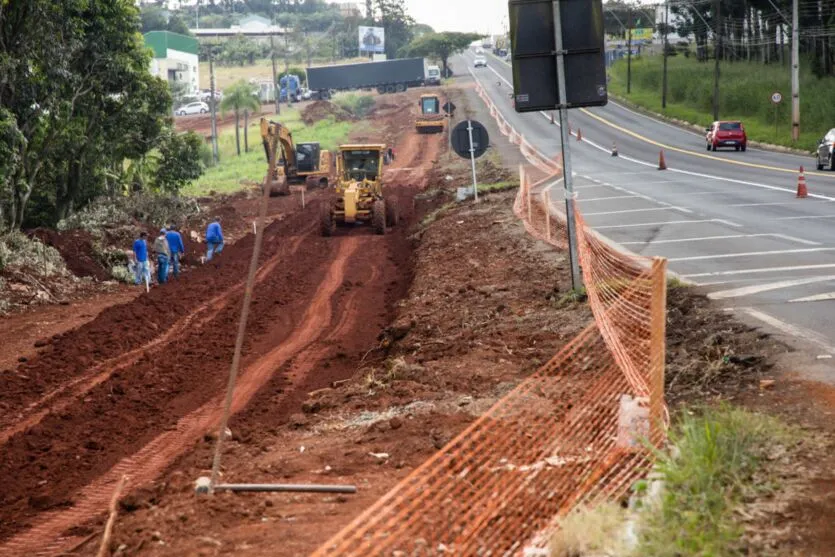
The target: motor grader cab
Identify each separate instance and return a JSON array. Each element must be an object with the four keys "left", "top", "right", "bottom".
[
  {"left": 415, "top": 94, "right": 445, "bottom": 134},
  {"left": 260, "top": 118, "right": 333, "bottom": 196},
  {"left": 320, "top": 144, "right": 398, "bottom": 236}
]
